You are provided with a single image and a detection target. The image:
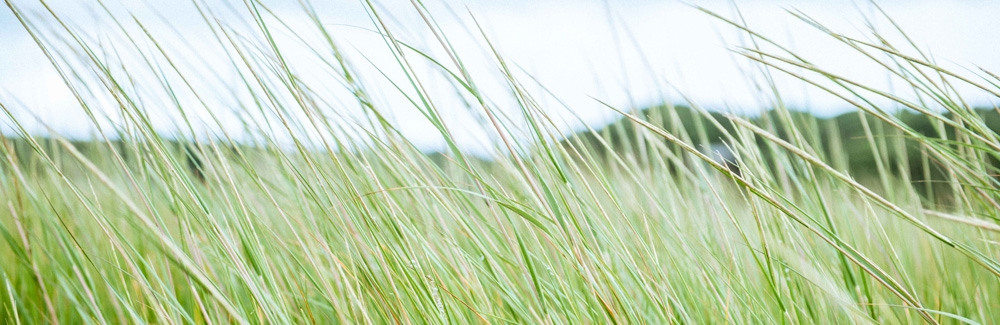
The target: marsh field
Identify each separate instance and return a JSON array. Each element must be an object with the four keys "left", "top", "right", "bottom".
[{"left": 2, "top": 1, "right": 1000, "bottom": 324}]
